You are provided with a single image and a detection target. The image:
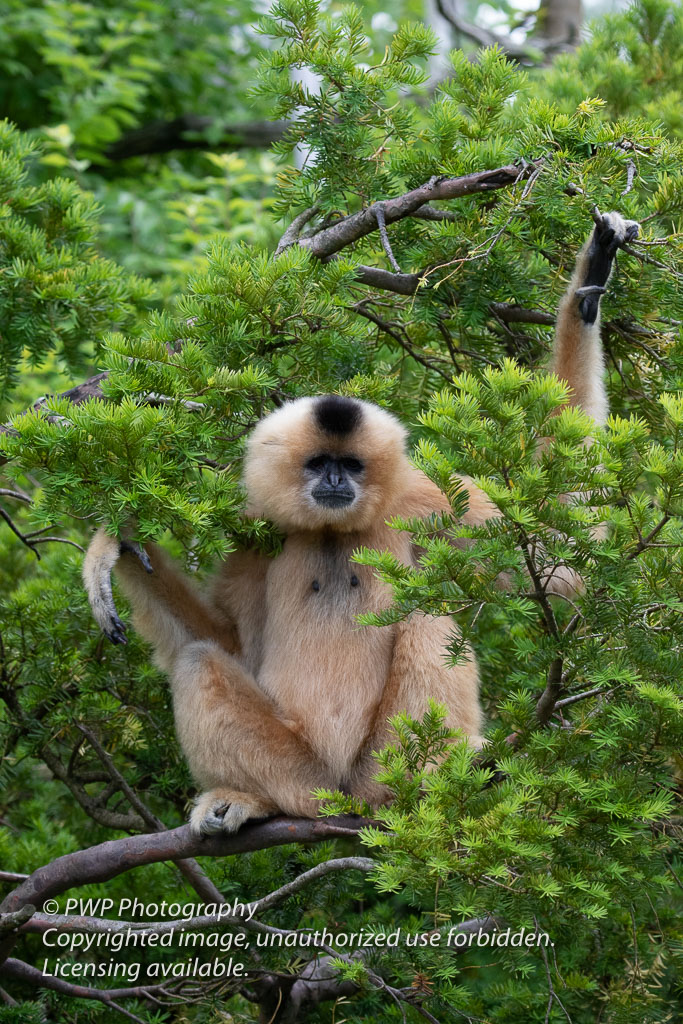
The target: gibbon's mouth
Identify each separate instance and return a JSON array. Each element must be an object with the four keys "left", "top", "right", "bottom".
[{"left": 312, "top": 490, "right": 355, "bottom": 508}]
